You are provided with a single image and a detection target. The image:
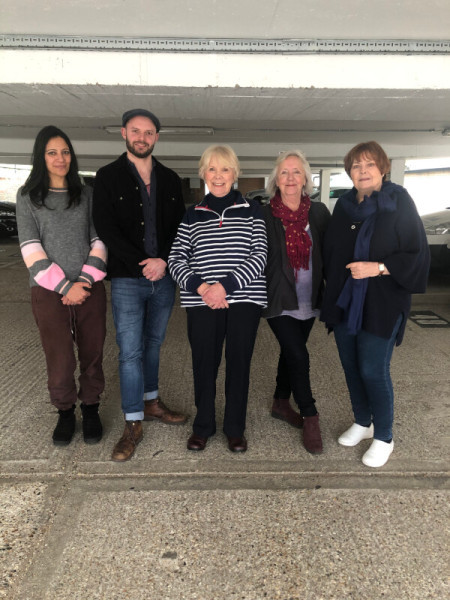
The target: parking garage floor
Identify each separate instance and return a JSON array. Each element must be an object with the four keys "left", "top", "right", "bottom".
[{"left": 0, "top": 236, "right": 449, "bottom": 600}]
